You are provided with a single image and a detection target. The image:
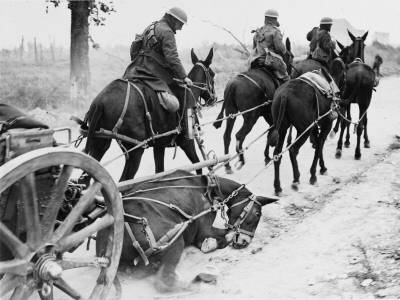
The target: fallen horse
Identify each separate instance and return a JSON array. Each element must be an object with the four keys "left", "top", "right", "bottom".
[{"left": 96, "top": 169, "right": 278, "bottom": 293}]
